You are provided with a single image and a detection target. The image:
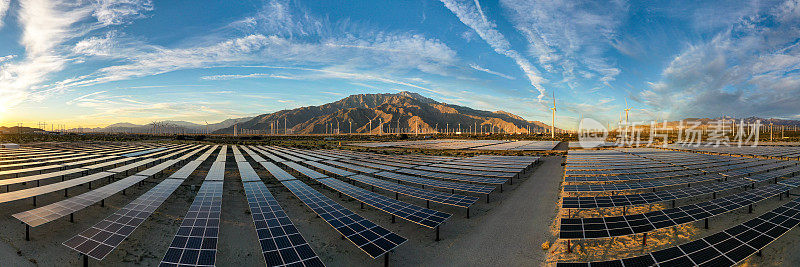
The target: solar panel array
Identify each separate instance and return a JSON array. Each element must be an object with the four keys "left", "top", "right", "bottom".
[
  {"left": 558, "top": 197, "right": 800, "bottom": 267},
  {"left": 559, "top": 146, "right": 800, "bottom": 266},
  {"left": 13, "top": 146, "right": 207, "bottom": 227},
  {"left": 160, "top": 146, "right": 224, "bottom": 267},
  {"left": 0, "top": 141, "right": 543, "bottom": 265},
  {"left": 281, "top": 179, "right": 407, "bottom": 258},
  {"left": 353, "top": 139, "right": 560, "bottom": 151},
  {"left": 64, "top": 145, "right": 213, "bottom": 260}
]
